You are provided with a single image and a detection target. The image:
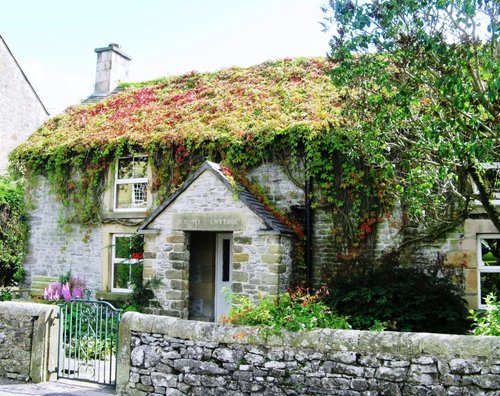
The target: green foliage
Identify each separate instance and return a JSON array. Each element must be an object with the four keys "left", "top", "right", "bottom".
[
  {"left": 61, "top": 303, "right": 119, "bottom": 359},
  {"left": 122, "top": 275, "right": 163, "bottom": 313},
  {"left": 0, "top": 175, "right": 29, "bottom": 286},
  {"left": 67, "top": 336, "right": 114, "bottom": 361},
  {"left": 7, "top": 58, "right": 389, "bottom": 251},
  {"left": 322, "top": 0, "right": 500, "bottom": 232},
  {"left": 58, "top": 270, "right": 72, "bottom": 285},
  {"left": 469, "top": 294, "right": 500, "bottom": 336},
  {"left": 327, "top": 264, "right": 470, "bottom": 334},
  {"left": 0, "top": 288, "right": 12, "bottom": 301},
  {"left": 222, "top": 287, "right": 351, "bottom": 336}
]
